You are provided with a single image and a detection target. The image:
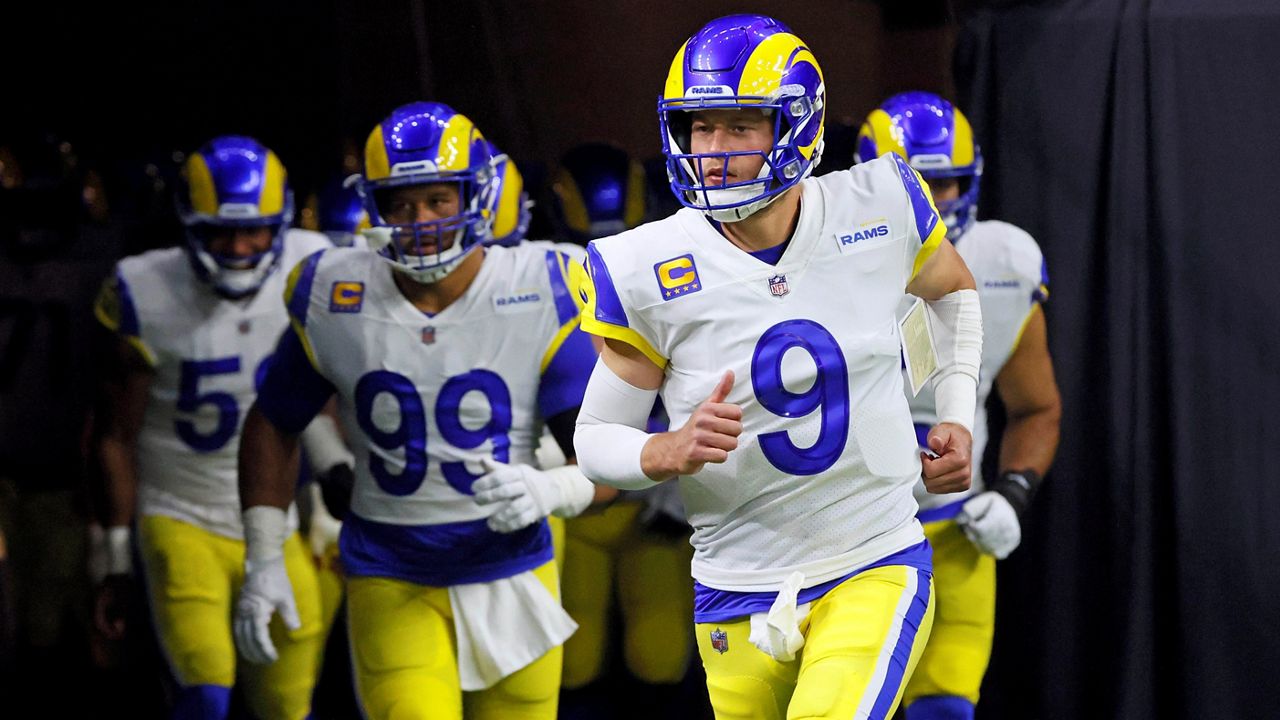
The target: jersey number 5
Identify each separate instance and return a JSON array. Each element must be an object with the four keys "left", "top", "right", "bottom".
[
  {"left": 176, "top": 356, "right": 270, "bottom": 452},
  {"left": 355, "top": 369, "right": 512, "bottom": 497},
  {"left": 750, "top": 319, "right": 850, "bottom": 475}
]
